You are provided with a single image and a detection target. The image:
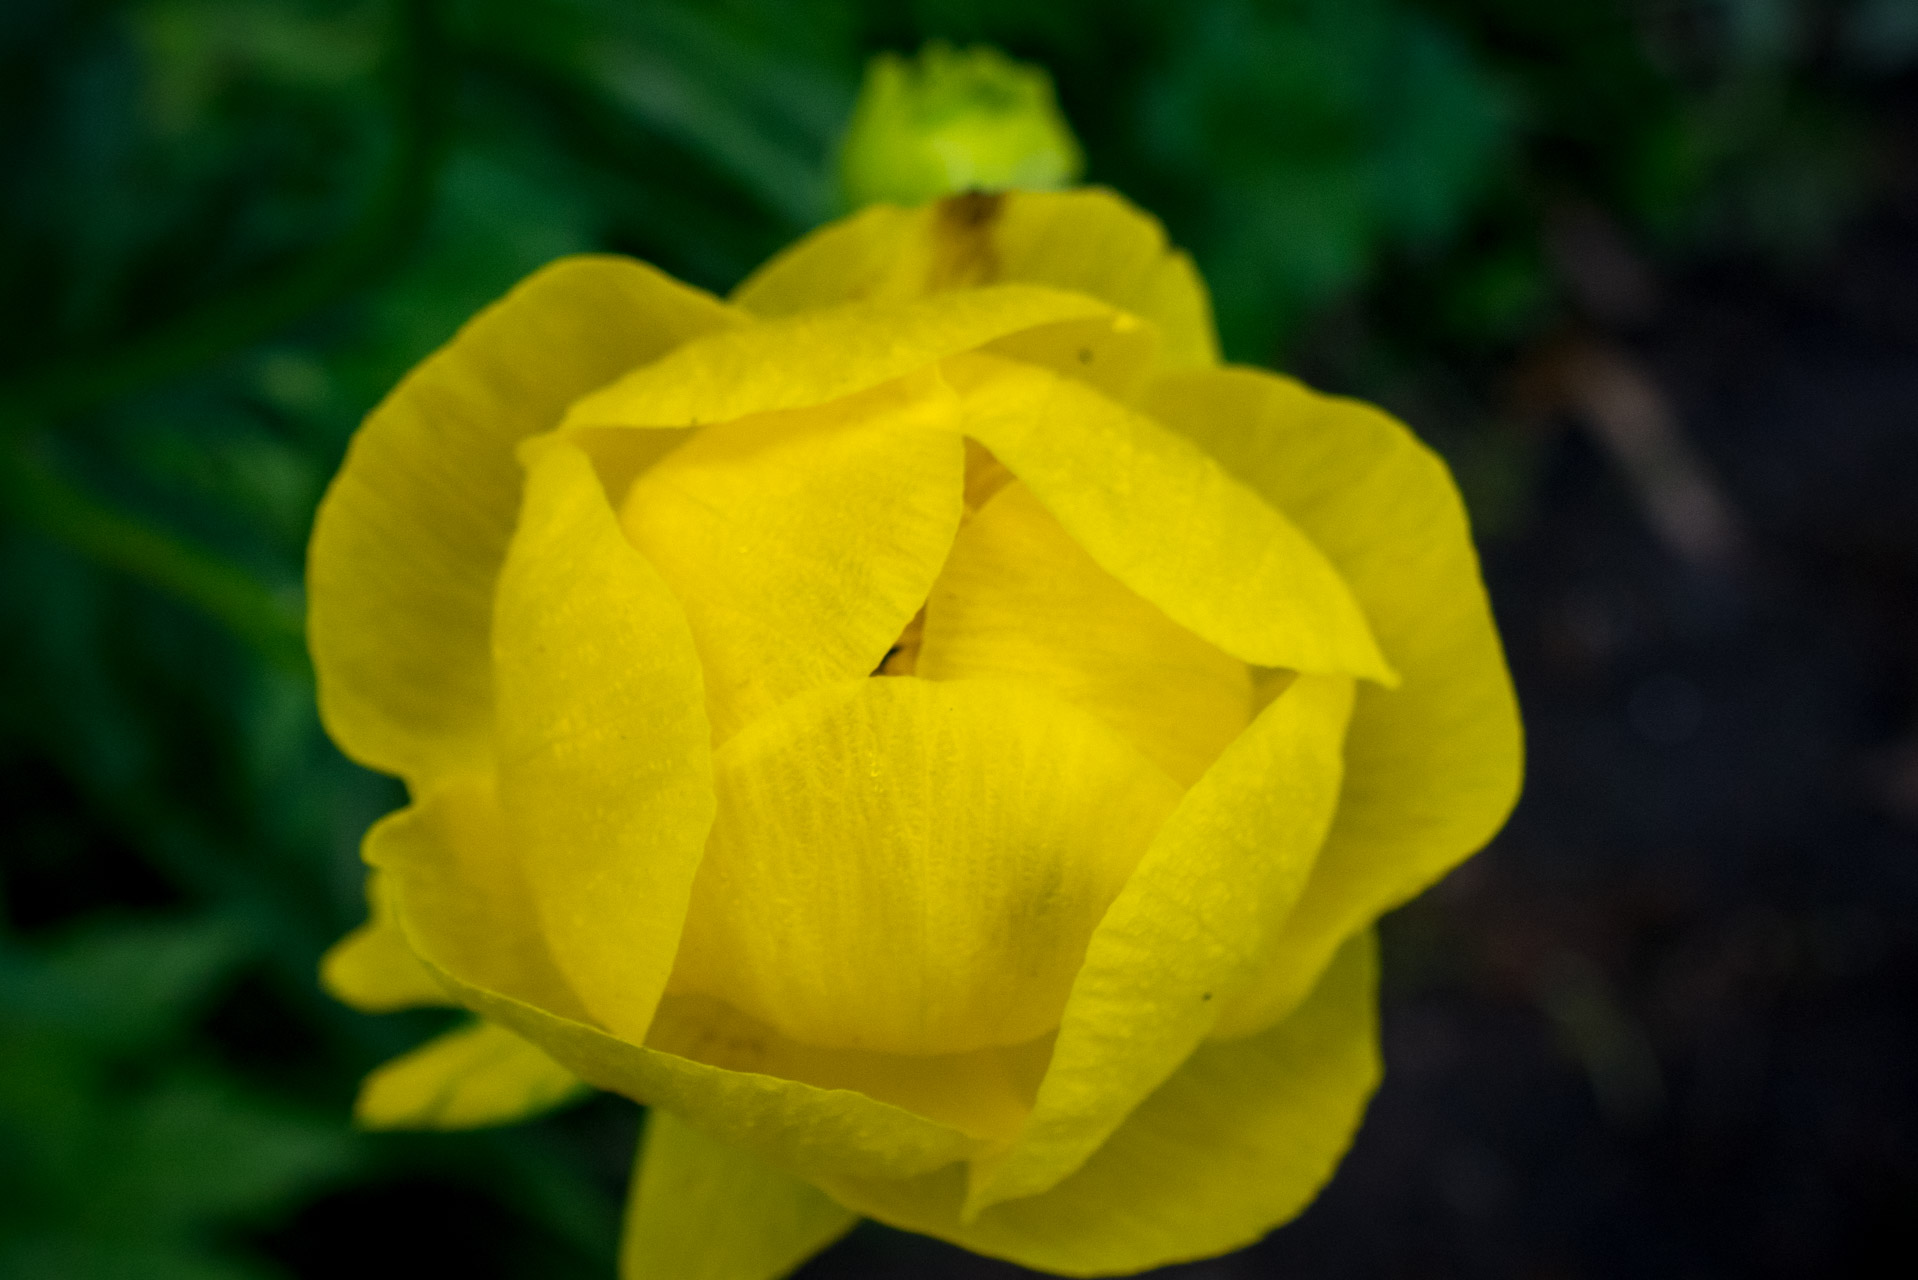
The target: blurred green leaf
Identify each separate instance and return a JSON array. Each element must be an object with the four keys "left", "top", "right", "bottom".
[
  {"left": 97, "top": 1074, "right": 358, "bottom": 1232},
  {"left": 125, "top": 423, "right": 325, "bottom": 554},
  {"left": 1, "top": 0, "right": 444, "bottom": 421},
  {"left": 0, "top": 1236, "right": 277, "bottom": 1280},
  {"left": 0, "top": 913, "right": 250, "bottom": 1049},
  {"left": 1141, "top": 0, "right": 1514, "bottom": 356},
  {"left": 0, "top": 917, "right": 354, "bottom": 1280},
  {"left": 0, "top": 430, "right": 308, "bottom": 678},
  {"left": 452, "top": 0, "right": 854, "bottom": 229},
  {"left": 132, "top": 0, "right": 387, "bottom": 134}
]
